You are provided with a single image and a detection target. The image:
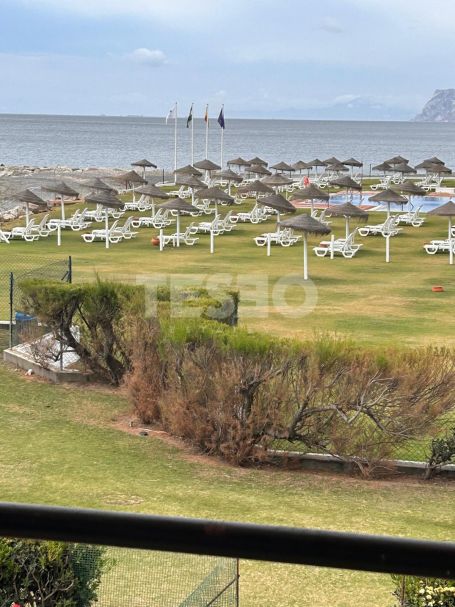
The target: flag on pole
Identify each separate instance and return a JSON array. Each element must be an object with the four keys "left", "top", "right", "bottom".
[
  {"left": 166, "top": 105, "right": 176, "bottom": 124},
  {"left": 186, "top": 104, "right": 193, "bottom": 128},
  {"left": 204, "top": 105, "right": 209, "bottom": 126},
  {"left": 217, "top": 107, "right": 225, "bottom": 129}
]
